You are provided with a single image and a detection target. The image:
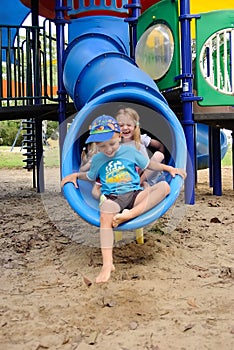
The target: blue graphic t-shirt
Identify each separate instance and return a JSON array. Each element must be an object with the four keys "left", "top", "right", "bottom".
[{"left": 87, "top": 145, "right": 149, "bottom": 195}]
